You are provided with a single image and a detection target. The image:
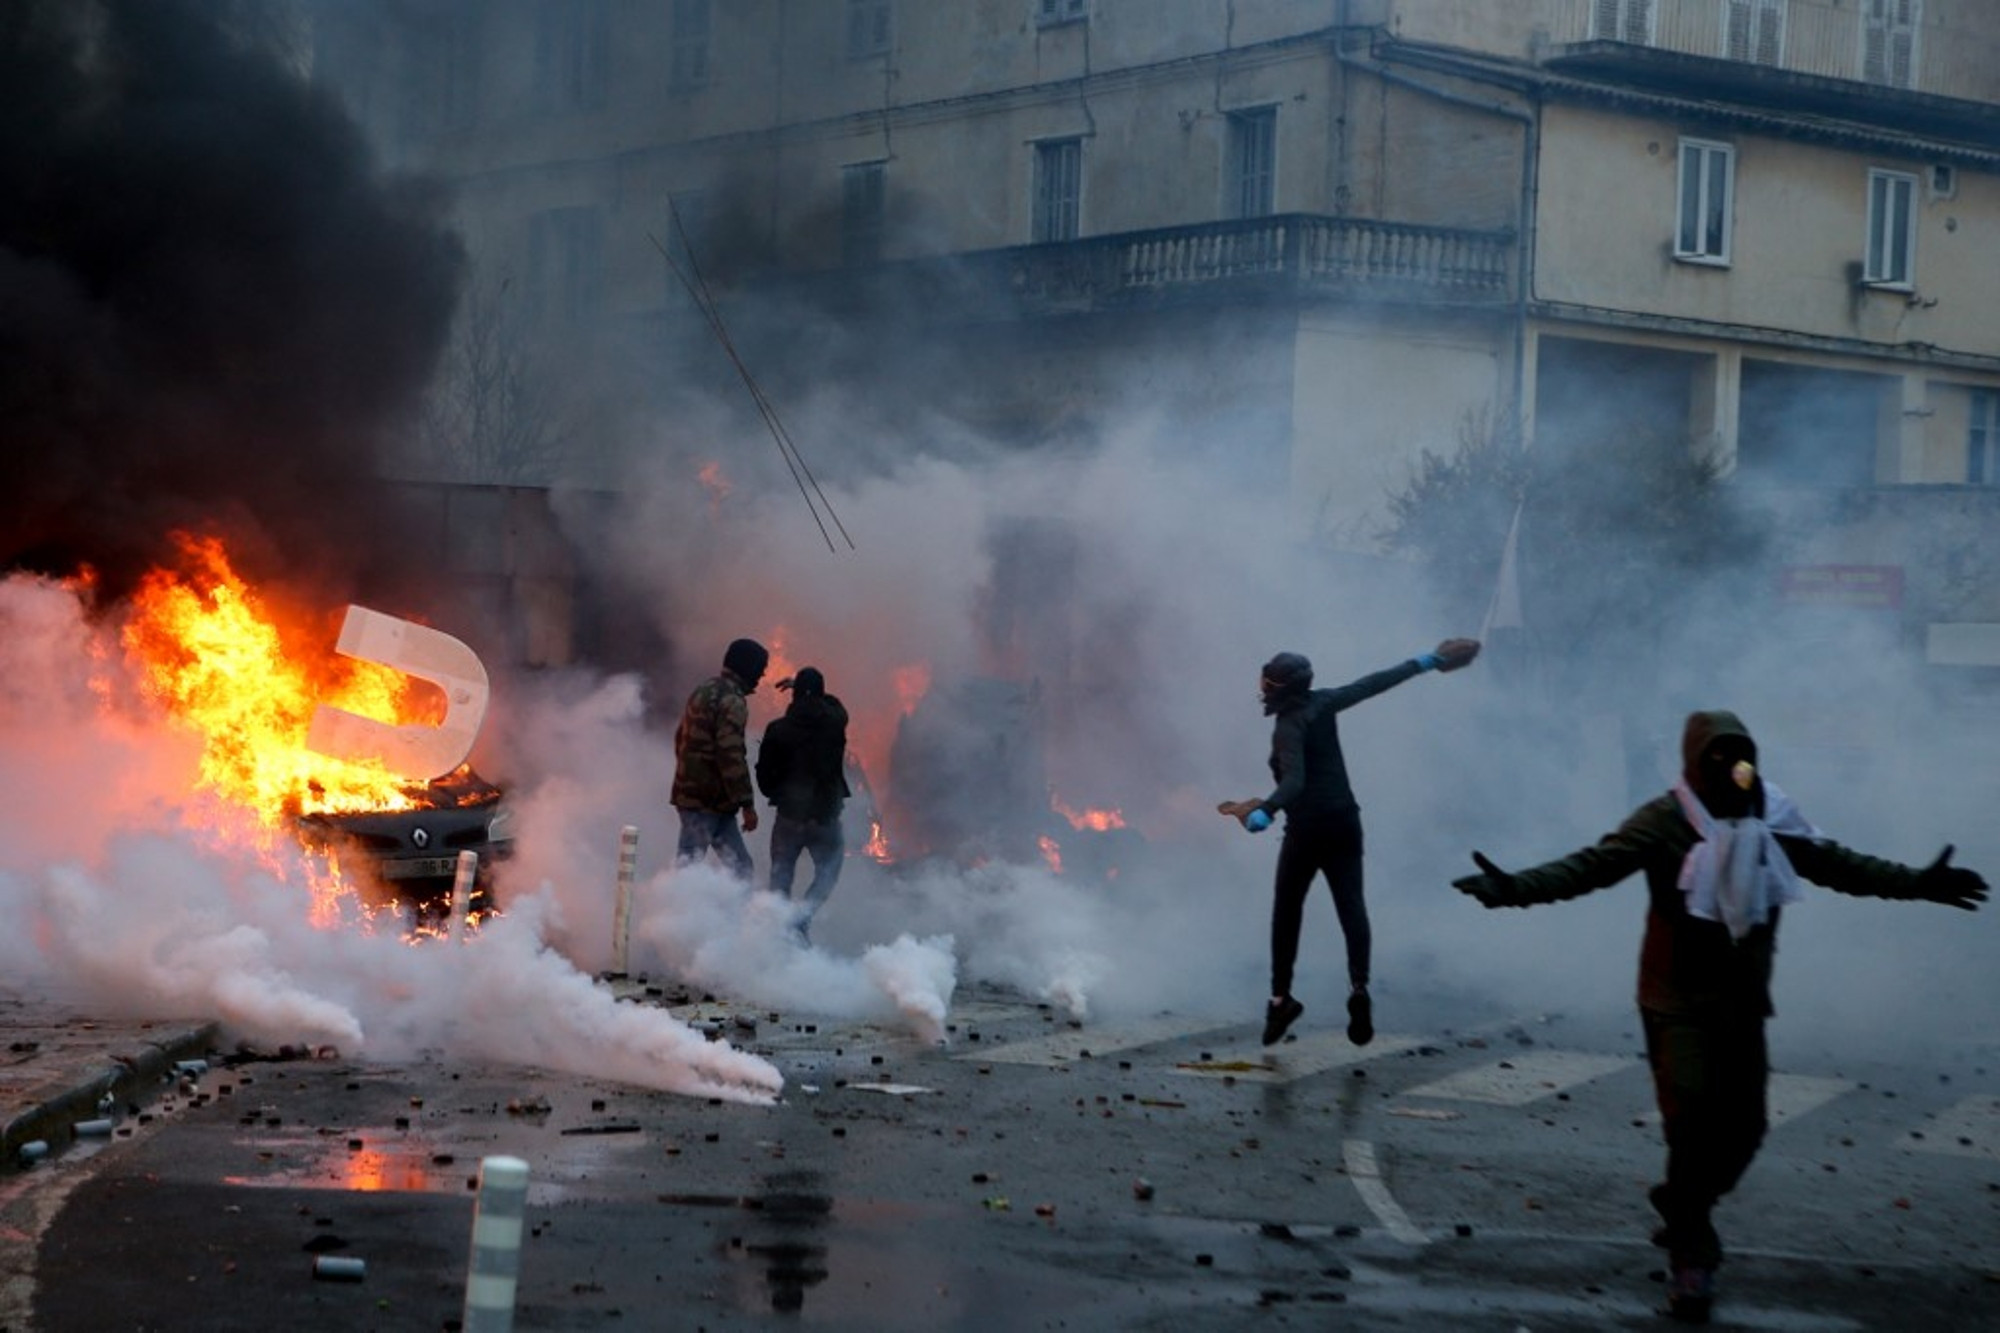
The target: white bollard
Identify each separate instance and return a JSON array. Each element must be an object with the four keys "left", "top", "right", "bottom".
[
  {"left": 611, "top": 825, "right": 639, "bottom": 976},
  {"left": 462, "top": 1155, "right": 530, "bottom": 1332},
  {"left": 312, "top": 1255, "right": 367, "bottom": 1282},
  {"left": 448, "top": 851, "right": 479, "bottom": 944}
]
